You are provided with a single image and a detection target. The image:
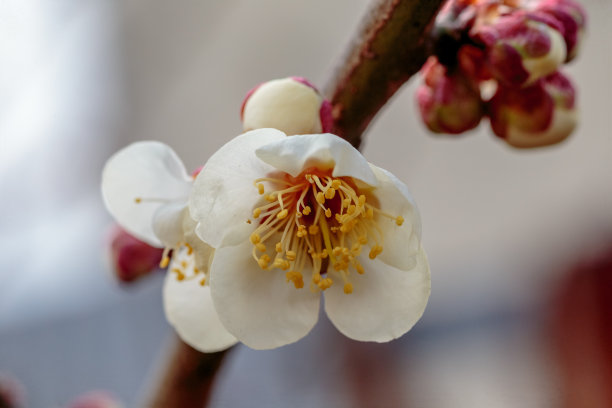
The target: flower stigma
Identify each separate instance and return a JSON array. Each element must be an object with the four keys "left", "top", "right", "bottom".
[{"left": 249, "top": 169, "right": 404, "bottom": 295}]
